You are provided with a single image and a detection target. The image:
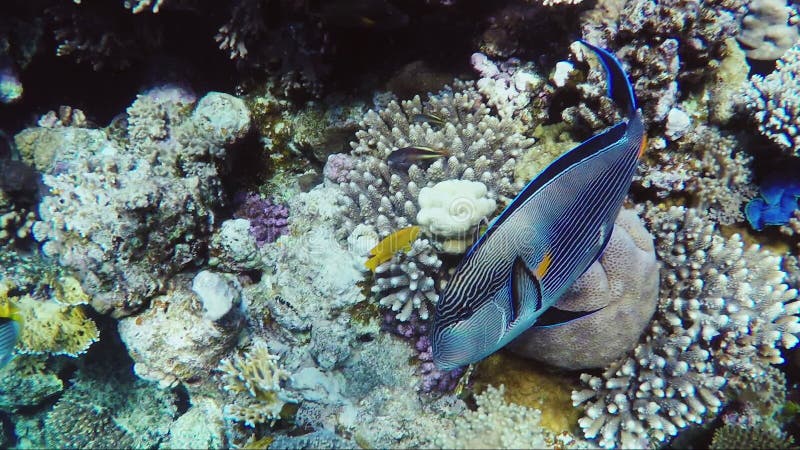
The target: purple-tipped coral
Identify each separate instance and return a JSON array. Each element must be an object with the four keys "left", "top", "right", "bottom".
[
  {"left": 233, "top": 192, "right": 289, "bottom": 246},
  {"left": 323, "top": 153, "right": 354, "bottom": 184},
  {"left": 383, "top": 311, "right": 464, "bottom": 393}
]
